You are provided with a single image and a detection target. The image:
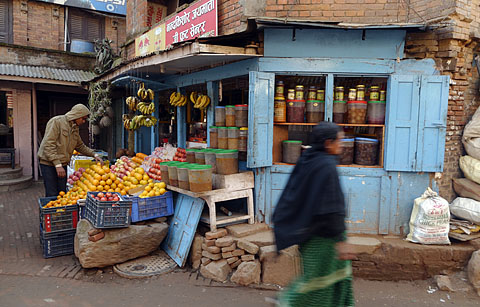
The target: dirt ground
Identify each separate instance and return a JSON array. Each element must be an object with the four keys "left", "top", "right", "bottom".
[{"left": 1, "top": 270, "right": 479, "bottom": 307}]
